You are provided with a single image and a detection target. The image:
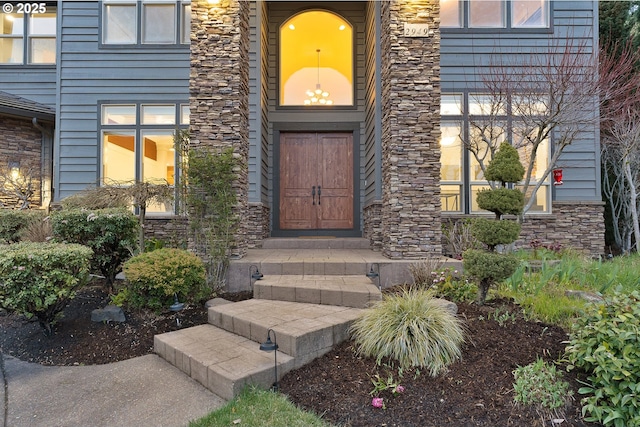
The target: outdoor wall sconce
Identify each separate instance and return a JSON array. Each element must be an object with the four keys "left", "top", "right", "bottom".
[
  {"left": 170, "top": 293, "right": 185, "bottom": 327},
  {"left": 249, "top": 264, "right": 263, "bottom": 290},
  {"left": 9, "top": 161, "right": 19, "bottom": 180},
  {"left": 259, "top": 328, "right": 279, "bottom": 391},
  {"left": 366, "top": 263, "right": 381, "bottom": 290},
  {"left": 553, "top": 169, "right": 563, "bottom": 186}
]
